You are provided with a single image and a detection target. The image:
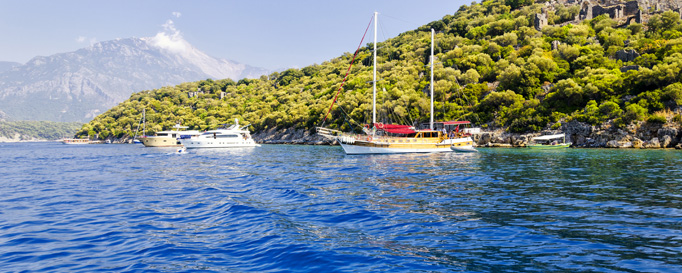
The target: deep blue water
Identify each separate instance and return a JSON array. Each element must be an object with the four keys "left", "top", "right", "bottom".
[{"left": 1, "top": 142, "right": 681, "bottom": 272}]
